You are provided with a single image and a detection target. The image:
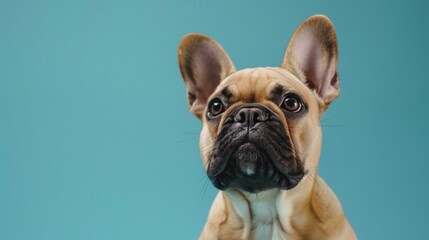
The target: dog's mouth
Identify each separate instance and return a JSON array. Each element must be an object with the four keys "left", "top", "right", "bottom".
[{"left": 209, "top": 140, "right": 304, "bottom": 193}]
